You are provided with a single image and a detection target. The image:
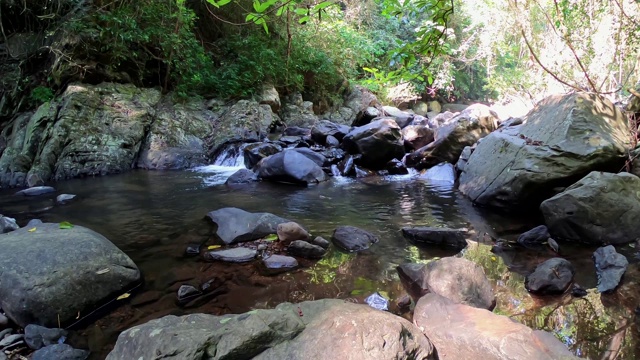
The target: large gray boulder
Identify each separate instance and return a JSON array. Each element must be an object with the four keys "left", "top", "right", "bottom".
[
  {"left": 310, "top": 120, "right": 350, "bottom": 144},
  {"left": 405, "top": 104, "right": 498, "bottom": 170},
  {"left": 414, "top": 293, "right": 578, "bottom": 360},
  {"left": 243, "top": 142, "right": 283, "bottom": 169},
  {"left": 540, "top": 172, "right": 640, "bottom": 245},
  {"left": 255, "top": 150, "right": 328, "bottom": 185},
  {"left": 0, "top": 223, "right": 141, "bottom": 328},
  {"left": 459, "top": 93, "right": 631, "bottom": 209},
  {"left": 525, "top": 258, "right": 574, "bottom": 295},
  {"left": 396, "top": 257, "right": 495, "bottom": 309},
  {"left": 206, "top": 207, "right": 290, "bottom": 244},
  {"left": 342, "top": 119, "right": 404, "bottom": 170},
  {"left": 107, "top": 299, "right": 434, "bottom": 360}
]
